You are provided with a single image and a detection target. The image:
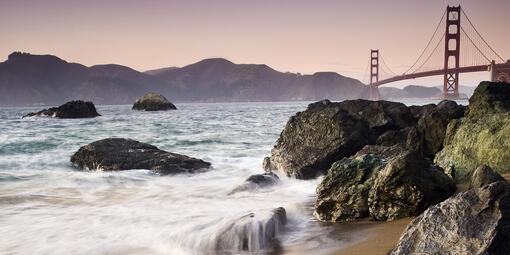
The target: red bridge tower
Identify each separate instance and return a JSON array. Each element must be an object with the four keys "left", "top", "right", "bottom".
[{"left": 443, "top": 5, "right": 461, "bottom": 98}]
